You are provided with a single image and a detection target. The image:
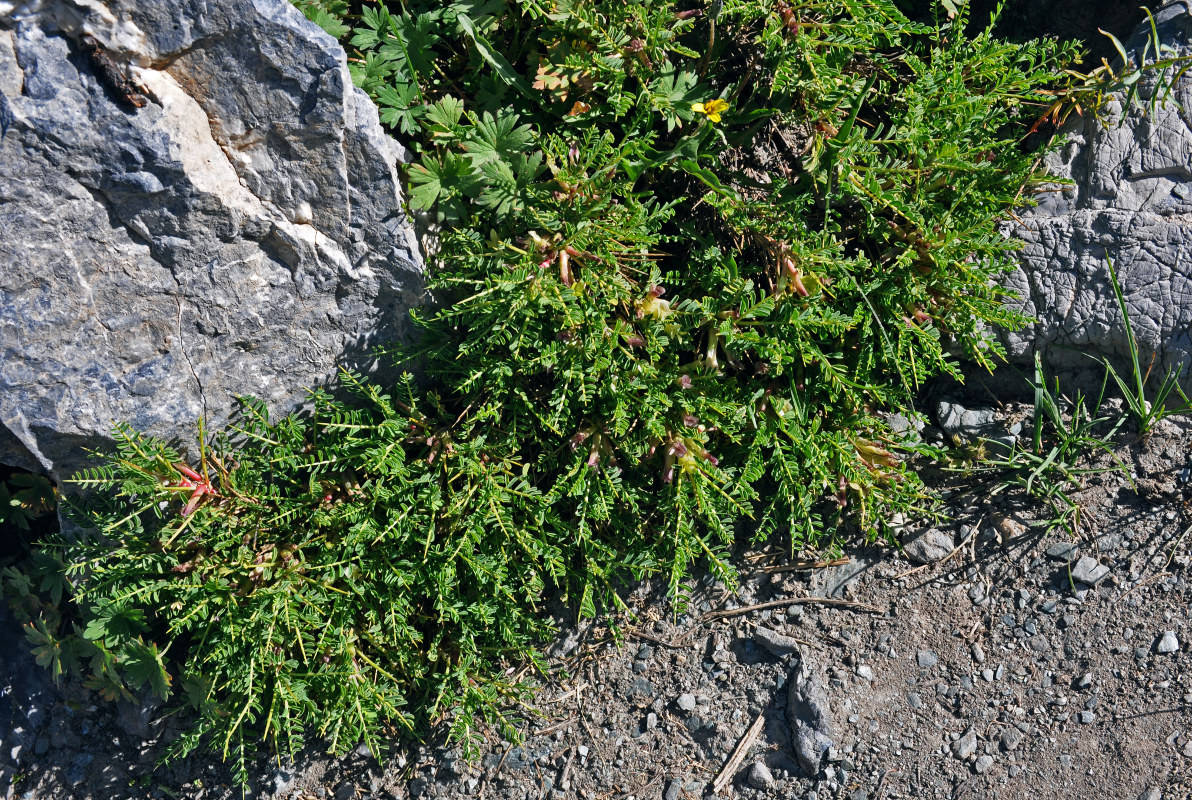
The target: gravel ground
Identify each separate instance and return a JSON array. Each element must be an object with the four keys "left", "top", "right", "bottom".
[{"left": 2, "top": 386, "right": 1190, "bottom": 800}]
